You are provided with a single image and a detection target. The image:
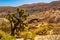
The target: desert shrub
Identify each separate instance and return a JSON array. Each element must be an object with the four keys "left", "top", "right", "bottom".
[
  {"left": 0, "top": 30, "right": 16, "bottom": 40},
  {"left": 0, "top": 18, "right": 10, "bottom": 33},
  {"left": 20, "top": 31, "right": 36, "bottom": 37},
  {"left": 36, "top": 24, "right": 54, "bottom": 35},
  {"left": 24, "top": 32, "right": 36, "bottom": 40},
  {"left": 17, "top": 31, "right": 36, "bottom": 40},
  {"left": 44, "top": 24, "right": 54, "bottom": 30},
  {"left": 0, "top": 30, "right": 5, "bottom": 38},
  {"left": 0, "top": 34, "right": 16, "bottom": 40},
  {"left": 36, "top": 28, "right": 50, "bottom": 35}
]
